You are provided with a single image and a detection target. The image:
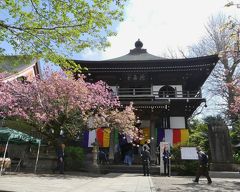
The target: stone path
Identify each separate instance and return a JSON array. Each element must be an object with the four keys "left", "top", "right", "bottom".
[
  {"left": 0, "top": 172, "right": 239, "bottom": 192},
  {"left": 0, "top": 173, "right": 155, "bottom": 192}
]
